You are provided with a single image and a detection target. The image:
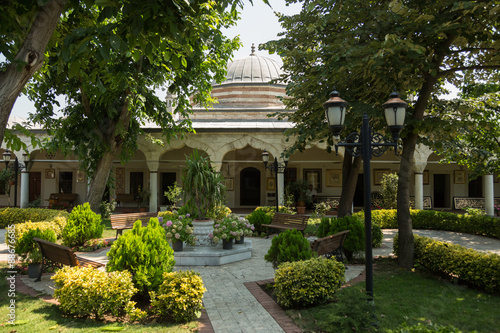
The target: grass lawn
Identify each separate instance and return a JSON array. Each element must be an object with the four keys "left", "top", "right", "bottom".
[
  {"left": 0, "top": 264, "right": 198, "bottom": 332},
  {"left": 287, "top": 258, "right": 500, "bottom": 332}
]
